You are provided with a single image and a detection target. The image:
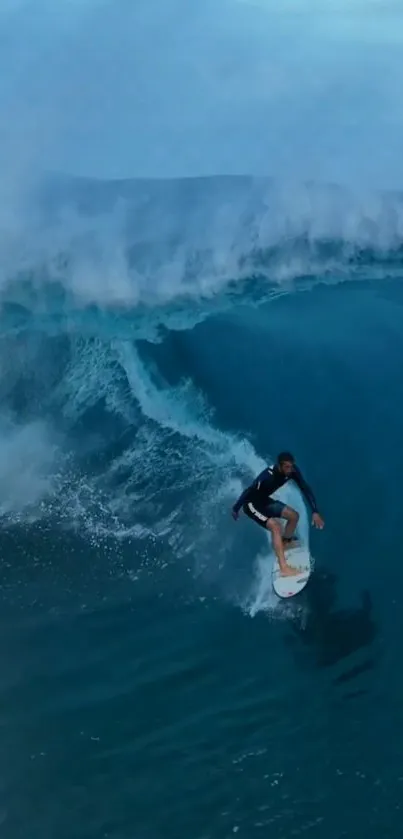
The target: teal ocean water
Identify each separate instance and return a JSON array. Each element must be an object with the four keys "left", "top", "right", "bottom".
[{"left": 1, "top": 176, "right": 403, "bottom": 838}]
